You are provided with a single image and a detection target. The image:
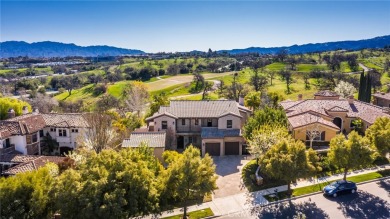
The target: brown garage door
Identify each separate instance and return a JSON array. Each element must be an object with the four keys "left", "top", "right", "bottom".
[
  {"left": 225, "top": 142, "right": 239, "bottom": 155},
  {"left": 205, "top": 143, "right": 221, "bottom": 156}
]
